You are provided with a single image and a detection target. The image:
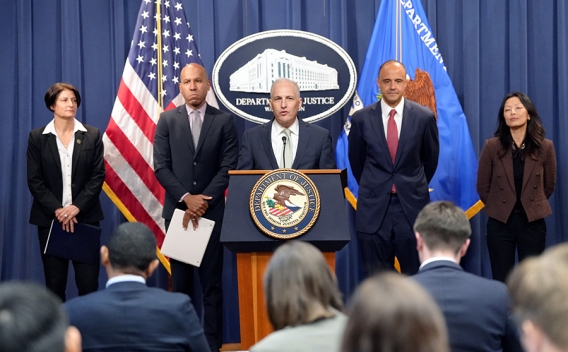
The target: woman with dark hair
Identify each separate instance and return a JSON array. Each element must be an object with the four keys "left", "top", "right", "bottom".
[
  {"left": 27, "top": 83, "right": 105, "bottom": 301},
  {"left": 341, "top": 273, "right": 449, "bottom": 352},
  {"left": 477, "top": 91, "right": 556, "bottom": 282},
  {"left": 250, "top": 241, "right": 346, "bottom": 352}
]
